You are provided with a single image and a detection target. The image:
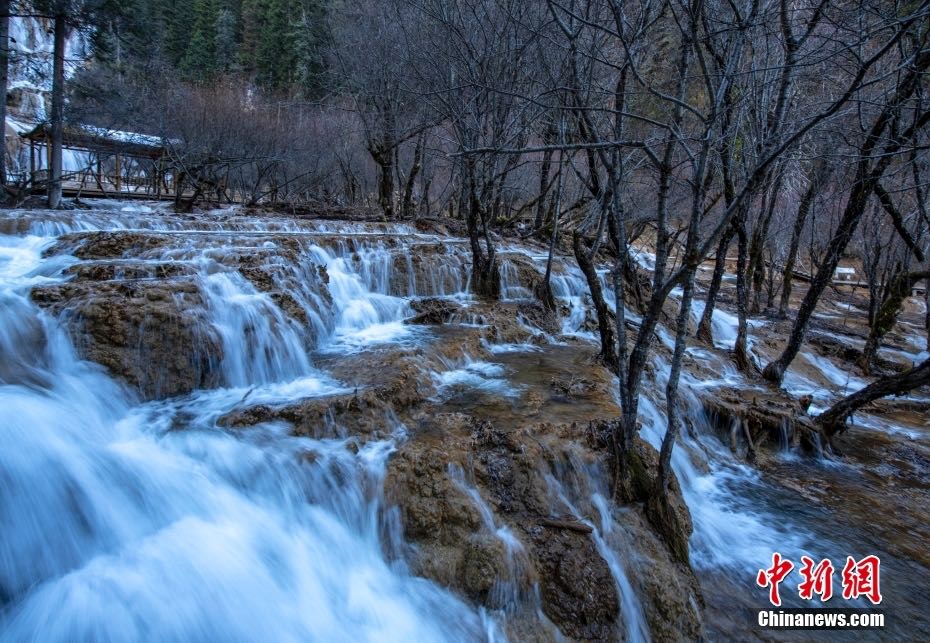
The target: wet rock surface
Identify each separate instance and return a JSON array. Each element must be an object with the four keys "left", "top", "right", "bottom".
[
  {"left": 702, "top": 385, "right": 819, "bottom": 457},
  {"left": 29, "top": 229, "right": 335, "bottom": 399},
  {"left": 384, "top": 419, "right": 620, "bottom": 640},
  {"left": 529, "top": 526, "right": 618, "bottom": 639},
  {"left": 384, "top": 414, "right": 703, "bottom": 642},
  {"left": 31, "top": 278, "right": 222, "bottom": 399},
  {"left": 389, "top": 242, "right": 469, "bottom": 296},
  {"left": 406, "top": 297, "right": 462, "bottom": 325},
  {"left": 49, "top": 231, "right": 173, "bottom": 259},
  {"left": 29, "top": 219, "right": 708, "bottom": 640},
  {"left": 27, "top": 209, "right": 930, "bottom": 641}
]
